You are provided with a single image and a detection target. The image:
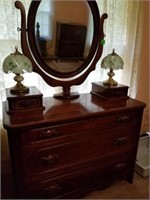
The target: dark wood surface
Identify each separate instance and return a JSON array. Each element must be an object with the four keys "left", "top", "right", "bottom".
[
  {"left": 3, "top": 93, "right": 146, "bottom": 199},
  {"left": 3, "top": 93, "right": 145, "bottom": 128}
]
